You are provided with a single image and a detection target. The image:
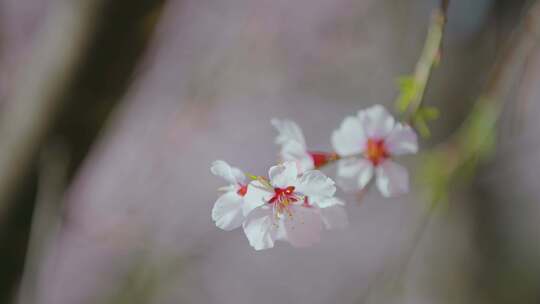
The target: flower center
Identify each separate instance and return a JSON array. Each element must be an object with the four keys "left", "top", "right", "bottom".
[
  {"left": 365, "top": 138, "right": 388, "bottom": 166},
  {"left": 236, "top": 184, "right": 248, "bottom": 197},
  {"left": 268, "top": 186, "right": 298, "bottom": 216}
]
